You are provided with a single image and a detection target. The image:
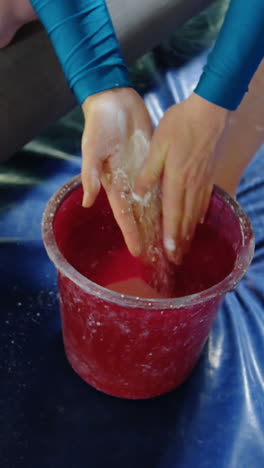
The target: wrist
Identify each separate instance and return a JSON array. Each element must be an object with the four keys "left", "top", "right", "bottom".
[
  {"left": 82, "top": 86, "right": 134, "bottom": 111},
  {"left": 189, "top": 92, "right": 228, "bottom": 133}
]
